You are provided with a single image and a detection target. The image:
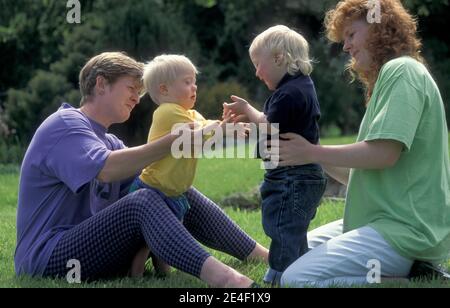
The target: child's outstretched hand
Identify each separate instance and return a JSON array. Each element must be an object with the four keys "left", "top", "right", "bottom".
[
  {"left": 220, "top": 109, "right": 233, "bottom": 128},
  {"left": 233, "top": 122, "right": 251, "bottom": 138},
  {"left": 223, "top": 95, "right": 250, "bottom": 123},
  {"left": 220, "top": 110, "right": 250, "bottom": 138}
]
